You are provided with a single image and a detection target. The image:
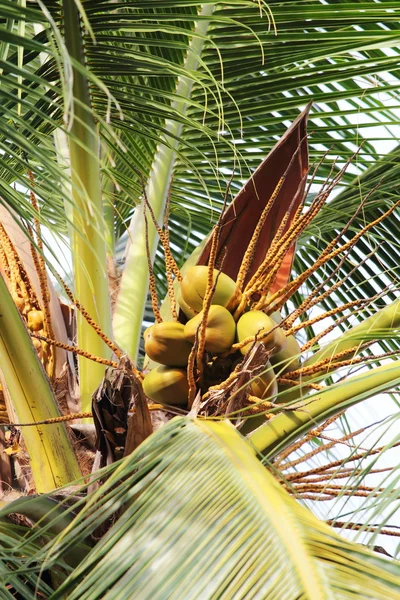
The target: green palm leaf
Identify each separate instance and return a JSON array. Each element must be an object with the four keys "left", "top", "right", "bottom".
[
  {"left": 0, "top": 1, "right": 399, "bottom": 335},
  {"left": 0, "top": 521, "right": 58, "bottom": 599},
  {"left": 1, "top": 1, "right": 400, "bottom": 239},
  {"left": 2, "top": 417, "right": 400, "bottom": 599},
  {"left": 0, "top": 1, "right": 400, "bottom": 571}
]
